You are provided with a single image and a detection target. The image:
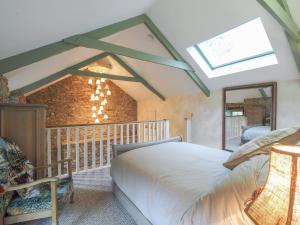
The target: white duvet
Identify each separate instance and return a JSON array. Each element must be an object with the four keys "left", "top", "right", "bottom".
[{"left": 111, "top": 142, "right": 268, "bottom": 225}]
